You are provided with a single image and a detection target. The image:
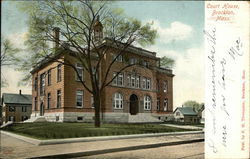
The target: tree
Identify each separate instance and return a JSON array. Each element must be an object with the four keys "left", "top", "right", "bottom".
[
  {"left": 17, "top": 1, "right": 157, "bottom": 127},
  {"left": 182, "top": 100, "right": 203, "bottom": 112},
  {"left": 0, "top": 38, "right": 20, "bottom": 91},
  {"left": 160, "top": 56, "right": 175, "bottom": 69}
]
